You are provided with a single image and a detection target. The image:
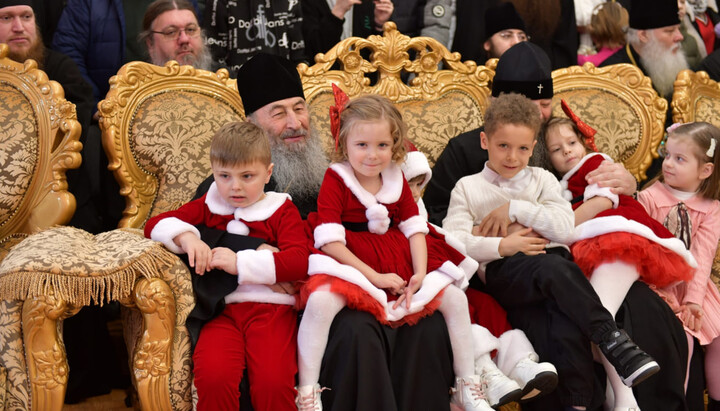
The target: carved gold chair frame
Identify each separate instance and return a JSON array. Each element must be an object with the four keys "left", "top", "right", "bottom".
[
  {"left": 0, "top": 43, "right": 81, "bottom": 410},
  {"left": 551, "top": 62, "right": 667, "bottom": 182},
  {"left": 97, "top": 61, "right": 244, "bottom": 411},
  {"left": 299, "top": 21, "right": 494, "bottom": 167}
]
